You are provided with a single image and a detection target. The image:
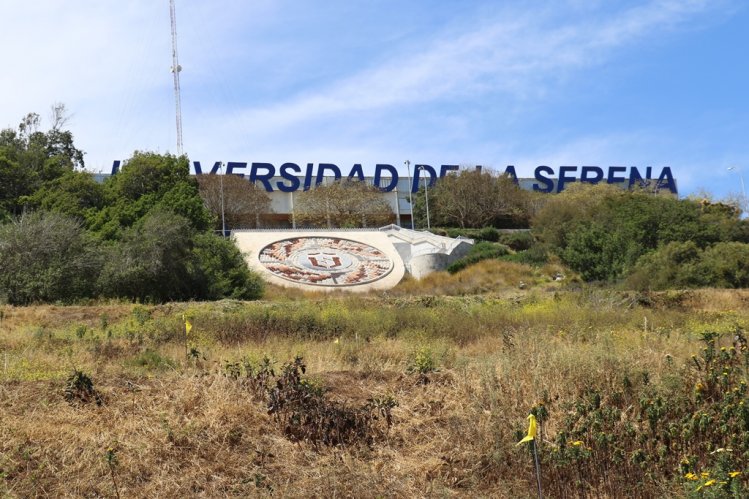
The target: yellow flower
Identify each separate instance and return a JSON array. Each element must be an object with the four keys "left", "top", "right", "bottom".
[
  {"left": 684, "top": 472, "right": 698, "bottom": 481},
  {"left": 704, "top": 479, "right": 716, "bottom": 487},
  {"left": 333, "top": 338, "right": 339, "bottom": 344},
  {"left": 701, "top": 472, "right": 710, "bottom": 478},
  {"left": 571, "top": 441, "right": 584, "bottom": 447},
  {"left": 729, "top": 471, "right": 742, "bottom": 478}
]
